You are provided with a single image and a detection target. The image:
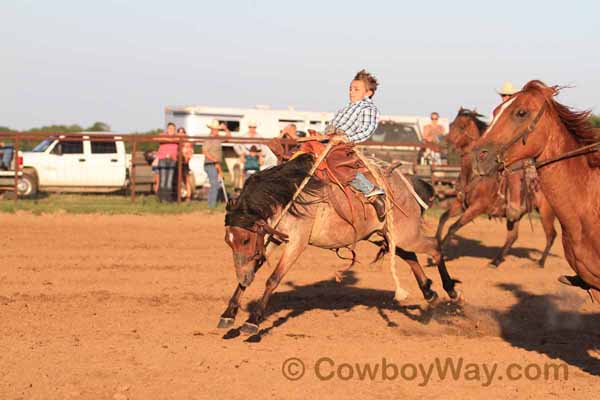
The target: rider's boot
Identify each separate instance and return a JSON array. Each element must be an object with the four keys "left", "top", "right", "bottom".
[{"left": 366, "top": 188, "right": 386, "bottom": 222}]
